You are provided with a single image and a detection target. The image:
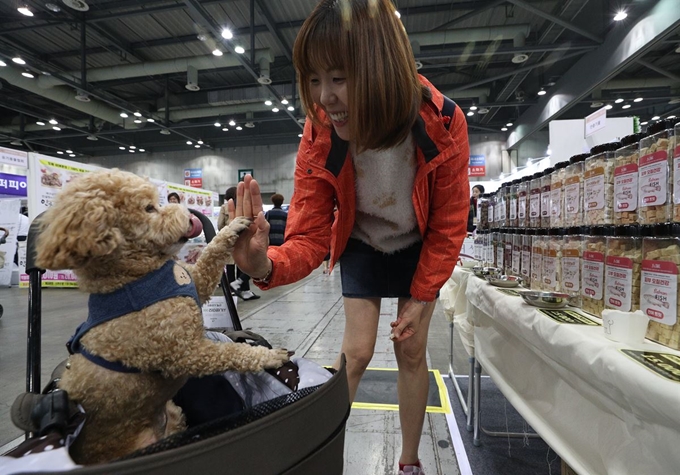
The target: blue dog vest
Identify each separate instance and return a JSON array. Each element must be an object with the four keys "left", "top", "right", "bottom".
[{"left": 67, "top": 260, "right": 201, "bottom": 373}]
